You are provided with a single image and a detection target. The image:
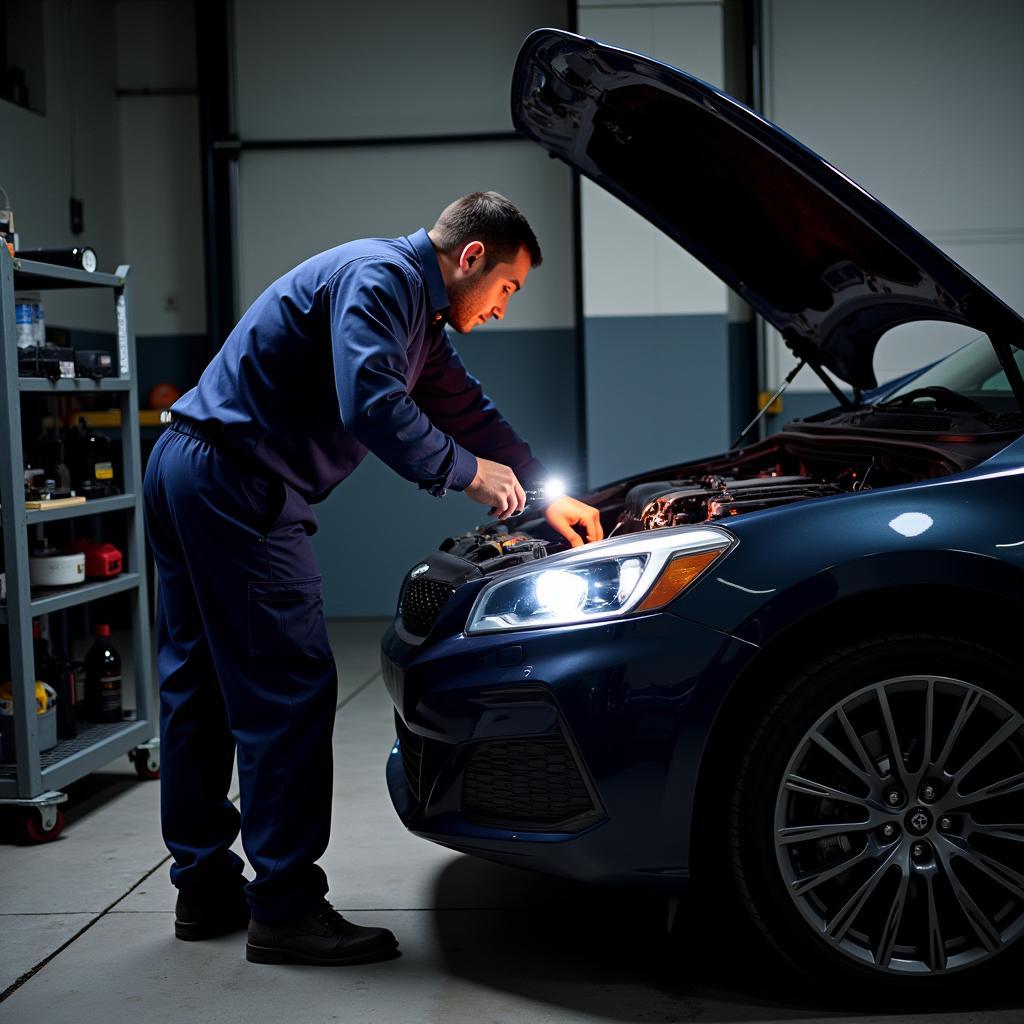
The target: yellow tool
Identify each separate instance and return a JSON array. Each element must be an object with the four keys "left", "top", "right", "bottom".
[{"left": 0, "top": 680, "right": 56, "bottom": 714}]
